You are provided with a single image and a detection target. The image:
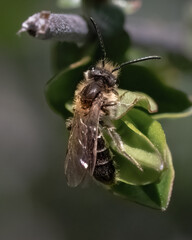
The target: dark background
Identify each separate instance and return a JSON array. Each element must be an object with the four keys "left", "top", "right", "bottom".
[{"left": 1, "top": 0, "right": 192, "bottom": 239}]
